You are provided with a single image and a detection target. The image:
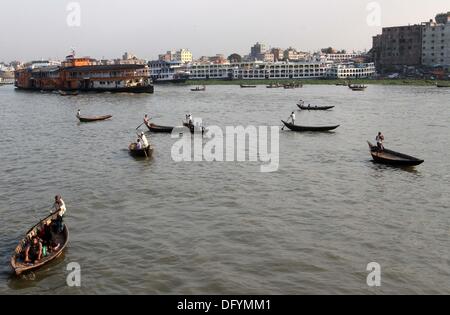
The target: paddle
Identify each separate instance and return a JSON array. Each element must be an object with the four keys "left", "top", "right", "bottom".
[
  {"left": 281, "top": 116, "right": 291, "bottom": 130},
  {"left": 136, "top": 122, "right": 145, "bottom": 130}
]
